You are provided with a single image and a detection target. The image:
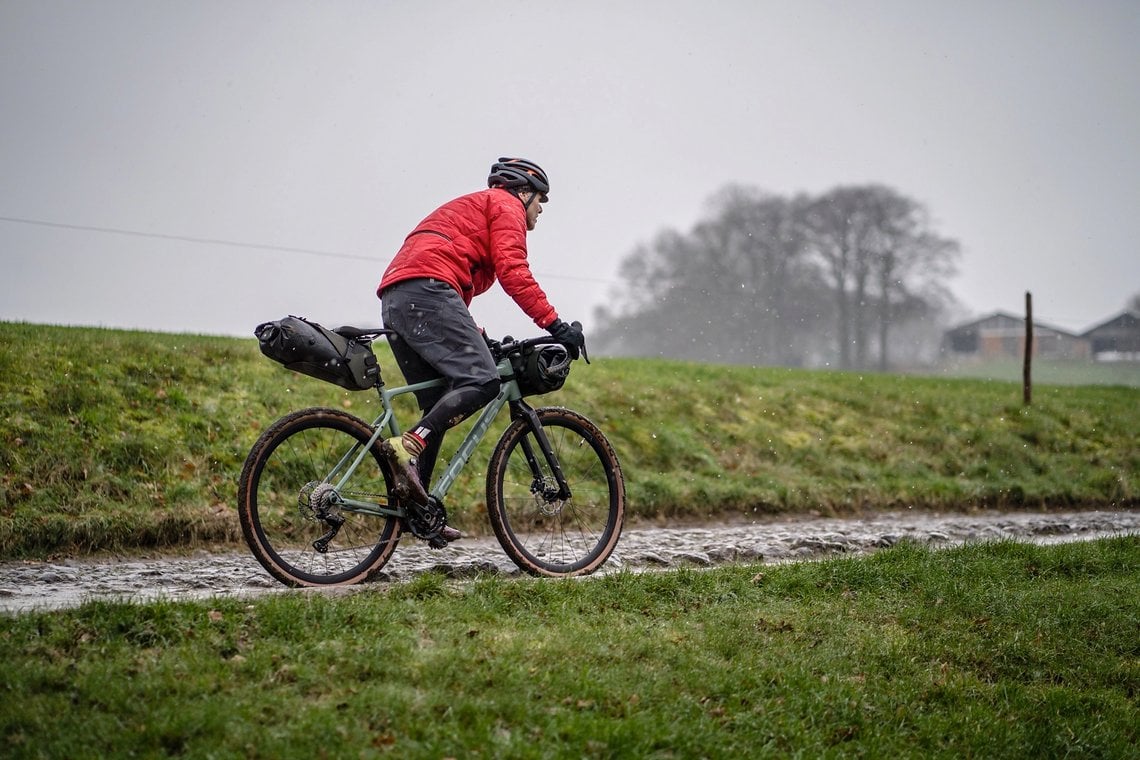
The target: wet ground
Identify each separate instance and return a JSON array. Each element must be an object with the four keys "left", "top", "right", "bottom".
[{"left": 1, "top": 508, "right": 1136, "bottom": 614}]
